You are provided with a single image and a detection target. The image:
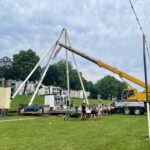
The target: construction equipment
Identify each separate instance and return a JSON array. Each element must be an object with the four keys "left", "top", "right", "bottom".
[
  {"left": 59, "top": 43, "right": 150, "bottom": 115},
  {"left": 12, "top": 29, "right": 89, "bottom": 106},
  {"left": 14, "top": 29, "right": 88, "bottom": 116}
]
